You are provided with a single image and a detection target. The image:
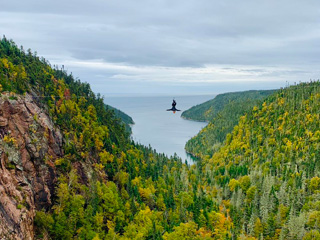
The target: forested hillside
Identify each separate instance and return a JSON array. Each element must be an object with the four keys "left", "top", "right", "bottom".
[
  {"left": 200, "top": 81, "right": 320, "bottom": 239},
  {"left": 184, "top": 90, "right": 275, "bottom": 158},
  {"left": 1, "top": 37, "right": 320, "bottom": 240},
  {"left": 0, "top": 38, "right": 233, "bottom": 239},
  {"left": 181, "top": 90, "right": 275, "bottom": 122},
  {"left": 106, "top": 104, "right": 134, "bottom": 133}
]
